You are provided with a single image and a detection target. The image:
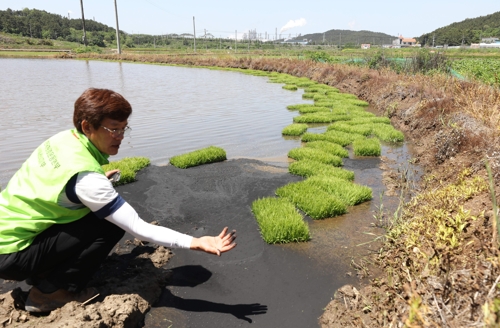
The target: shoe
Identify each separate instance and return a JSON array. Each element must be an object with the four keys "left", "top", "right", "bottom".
[{"left": 24, "top": 286, "right": 99, "bottom": 313}]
